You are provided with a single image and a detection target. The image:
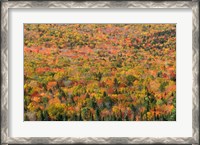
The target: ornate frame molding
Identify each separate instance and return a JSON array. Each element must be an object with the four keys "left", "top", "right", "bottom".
[{"left": 1, "top": 1, "right": 199, "bottom": 144}]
